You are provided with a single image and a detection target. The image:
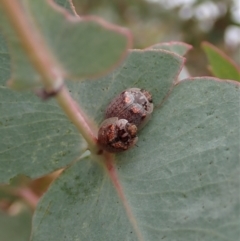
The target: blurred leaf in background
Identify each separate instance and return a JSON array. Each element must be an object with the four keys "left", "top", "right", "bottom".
[
  {"left": 72, "top": 0, "right": 240, "bottom": 76},
  {"left": 0, "top": 202, "right": 31, "bottom": 241},
  {"left": 202, "top": 41, "right": 240, "bottom": 81}
]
